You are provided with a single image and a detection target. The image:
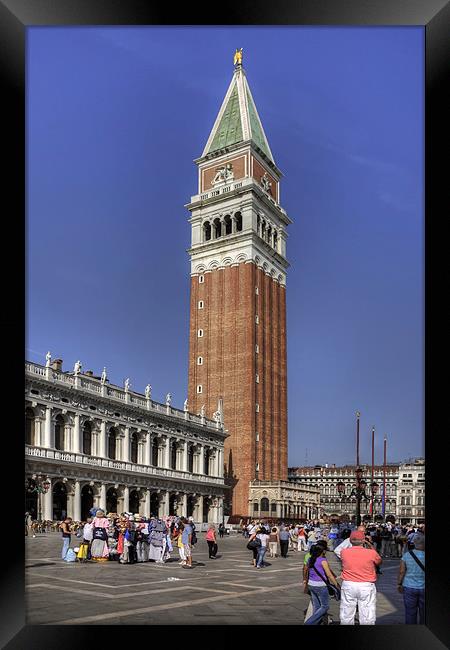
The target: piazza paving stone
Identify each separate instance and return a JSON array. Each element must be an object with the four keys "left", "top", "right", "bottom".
[{"left": 25, "top": 532, "right": 405, "bottom": 625}]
